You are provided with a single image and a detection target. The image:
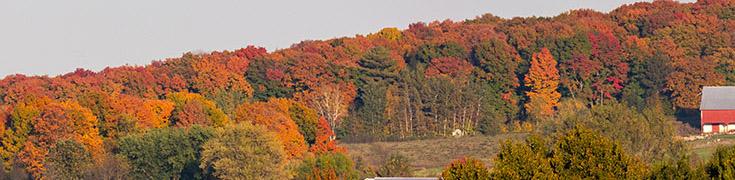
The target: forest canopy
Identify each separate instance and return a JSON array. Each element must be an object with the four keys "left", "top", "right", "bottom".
[{"left": 1, "top": 0, "right": 735, "bottom": 179}]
